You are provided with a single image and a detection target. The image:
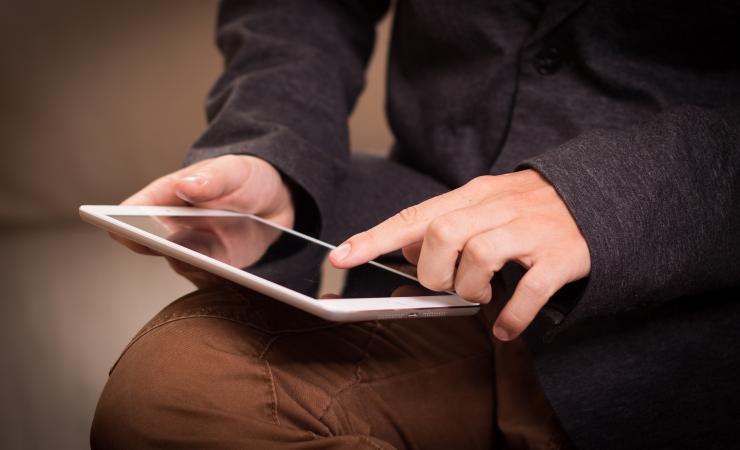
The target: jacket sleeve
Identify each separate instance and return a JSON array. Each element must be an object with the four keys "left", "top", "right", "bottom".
[
  {"left": 520, "top": 105, "right": 740, "bottom": 334},
  {"left": 184, "top": 0, "right": 390, "bottom": 233}
]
